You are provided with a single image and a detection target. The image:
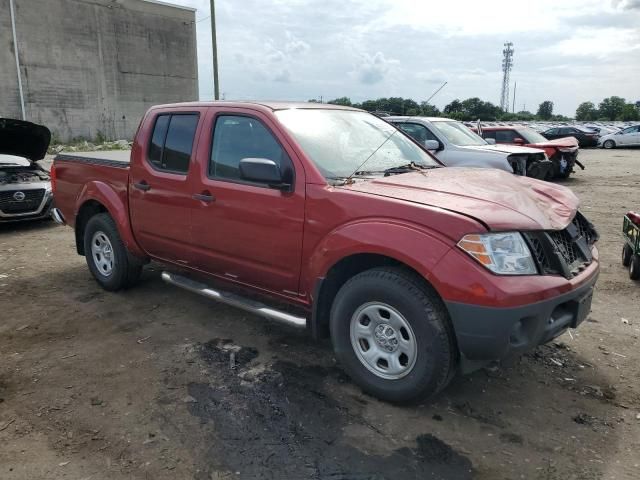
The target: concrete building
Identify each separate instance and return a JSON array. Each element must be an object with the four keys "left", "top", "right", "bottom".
[{"left": 1, "top": 0, "right": 198, "bottom": 141}]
